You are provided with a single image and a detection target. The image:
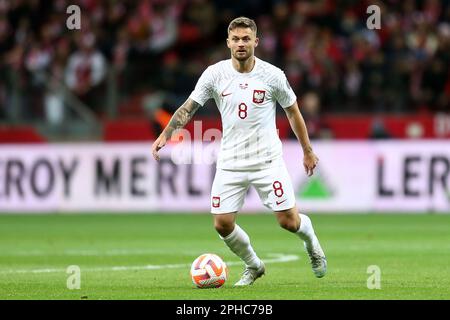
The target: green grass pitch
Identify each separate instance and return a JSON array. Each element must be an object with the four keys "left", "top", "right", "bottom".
[{"left": 0, "top": 213, "right": 449, "bottom": 300}]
